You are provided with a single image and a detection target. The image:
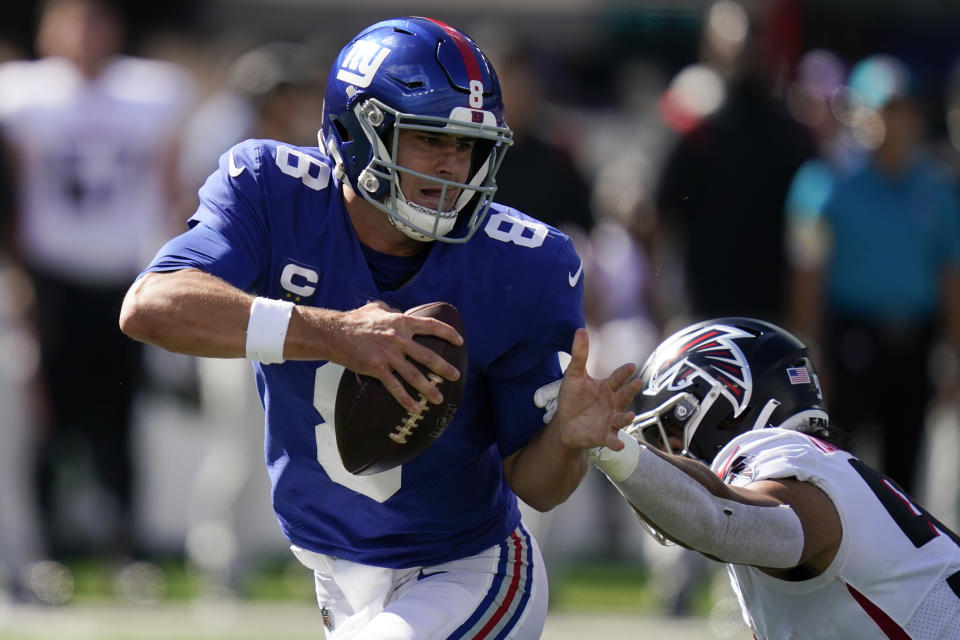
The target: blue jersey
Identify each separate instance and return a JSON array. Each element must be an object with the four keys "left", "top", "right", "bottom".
[{"left": 144, "top": 139, "right": 584, "bottom": 568}]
